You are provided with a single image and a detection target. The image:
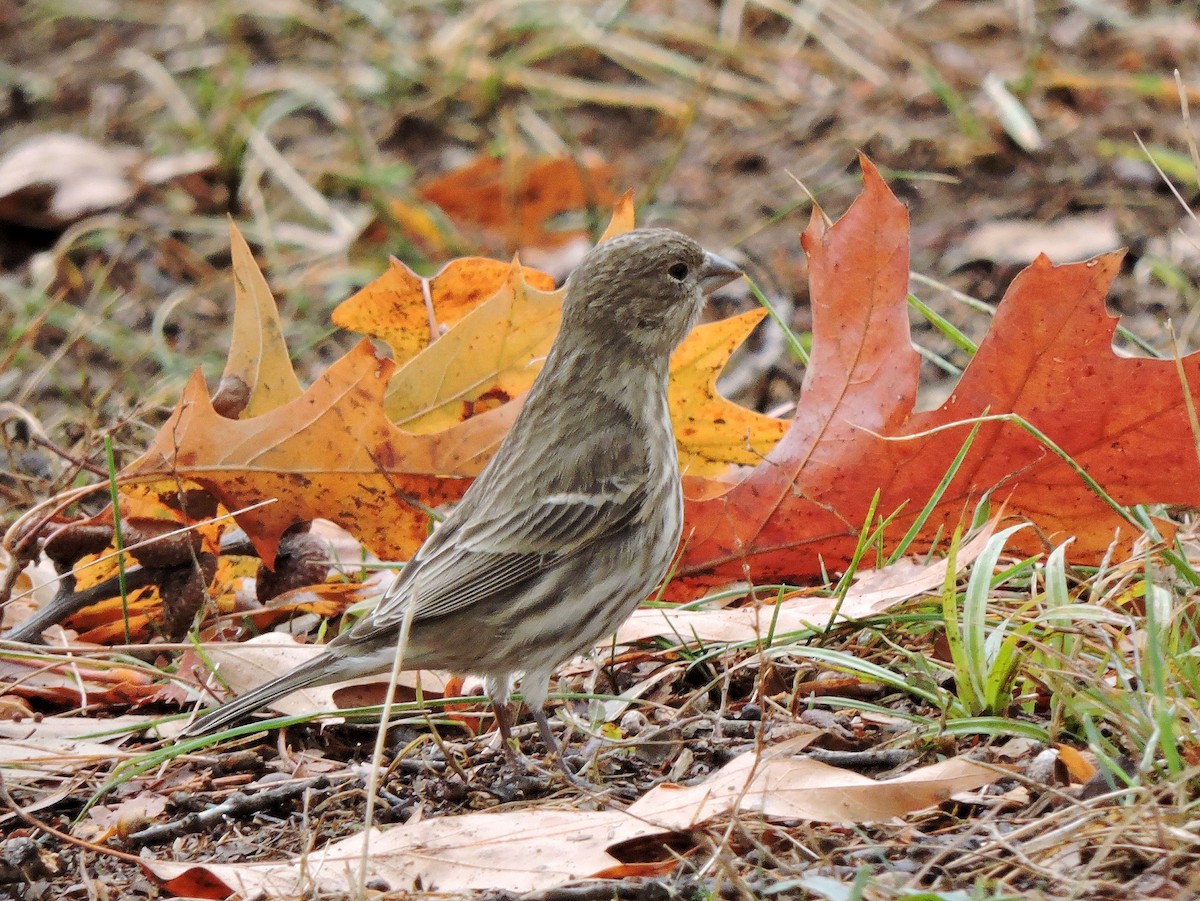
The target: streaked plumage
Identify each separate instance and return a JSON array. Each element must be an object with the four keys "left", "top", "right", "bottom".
[{"left": 185, "top": 229, "right": 741, "bottom": 779}]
